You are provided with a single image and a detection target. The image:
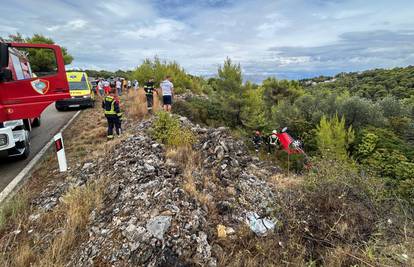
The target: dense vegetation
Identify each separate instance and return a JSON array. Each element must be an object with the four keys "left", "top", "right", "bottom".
[
  {"left": 129, "top": 57, "right": 206, "bottom": 95},
  {"left": 166, "top": 60, "right": 413, "bottom": 265},
  {"left": 146, "top": 58, "right": 413, "bottom": 206}
]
